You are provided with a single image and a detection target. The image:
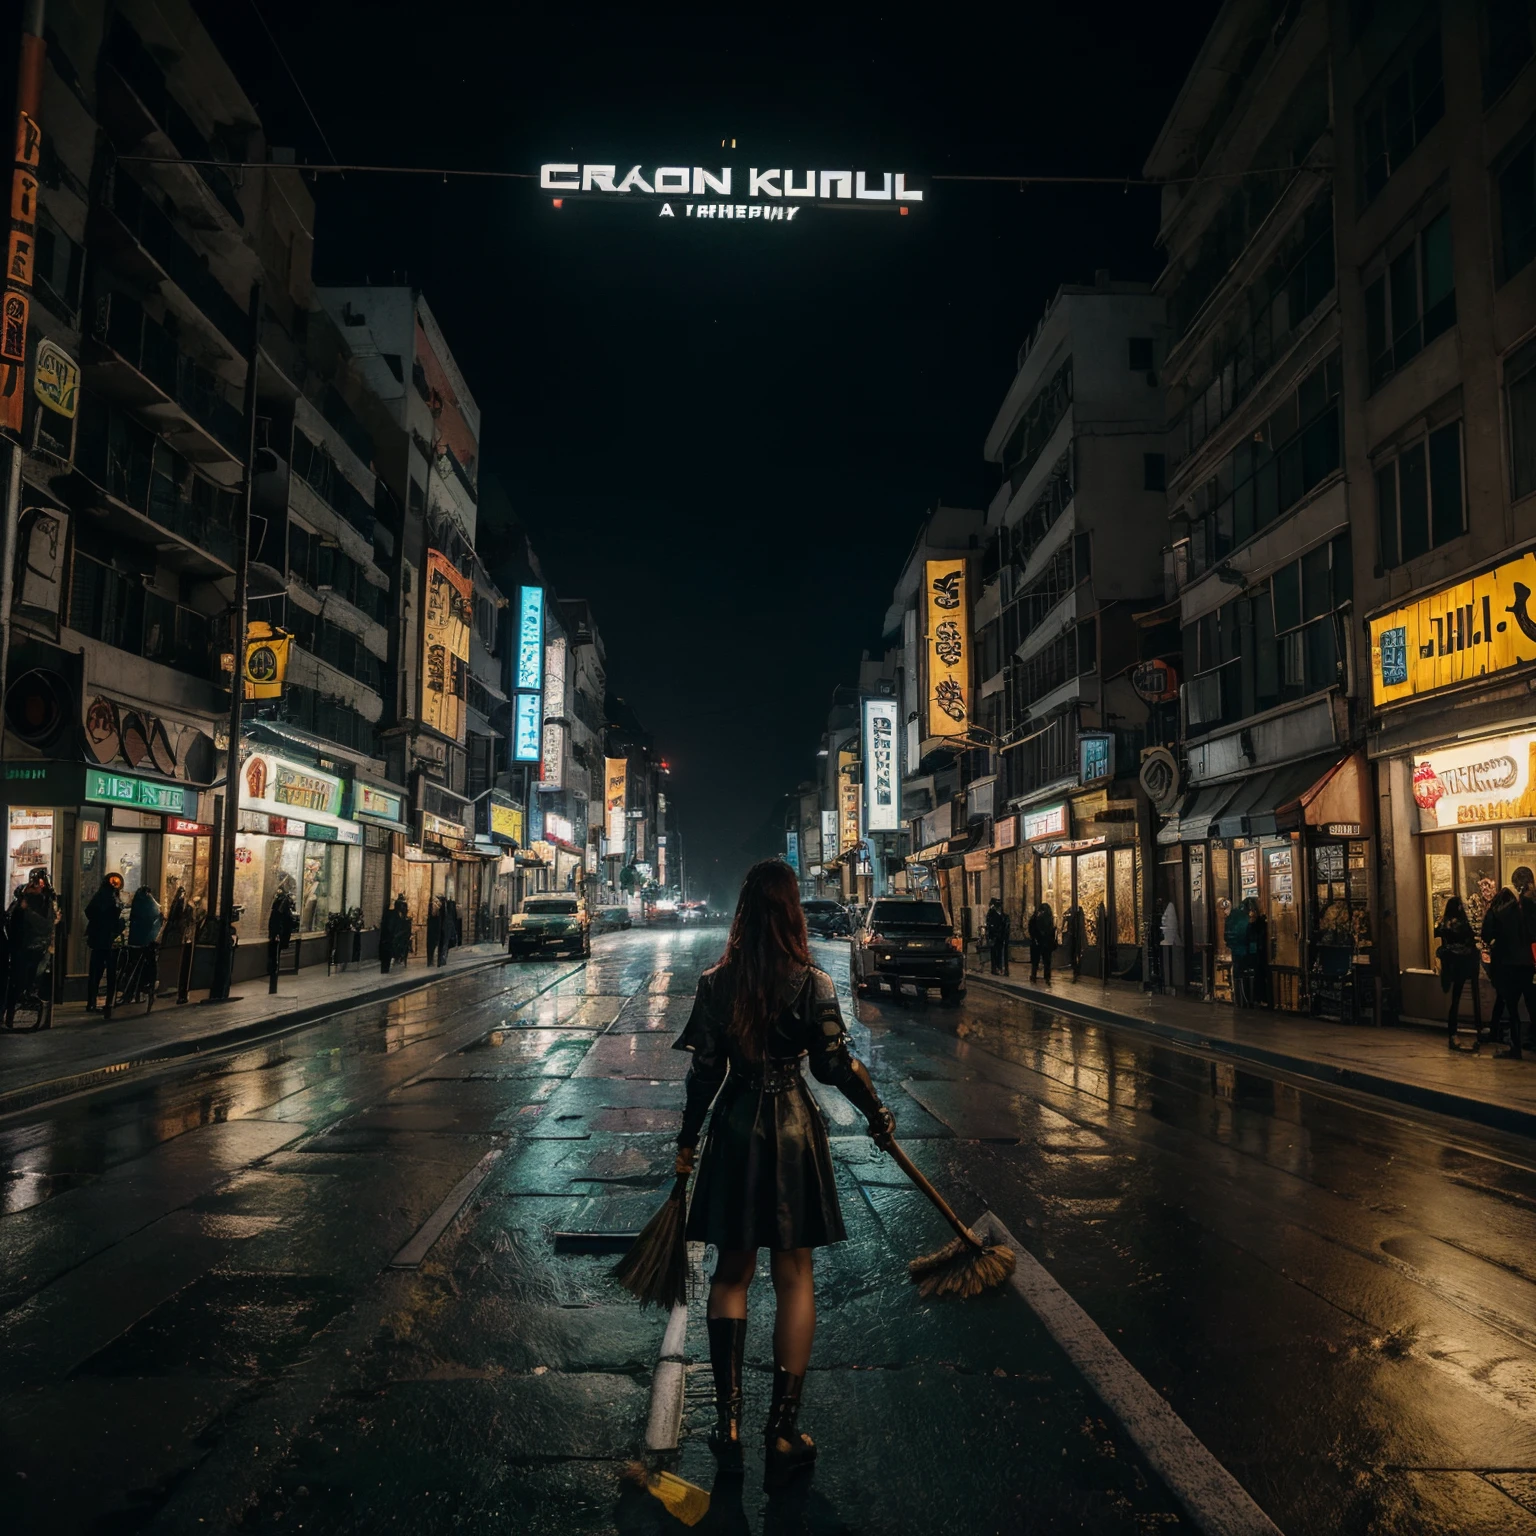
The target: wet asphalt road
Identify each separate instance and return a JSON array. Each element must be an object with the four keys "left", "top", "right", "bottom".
[{"left": 4, "top": 930, "right": 1536, "bottom": 1534}]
